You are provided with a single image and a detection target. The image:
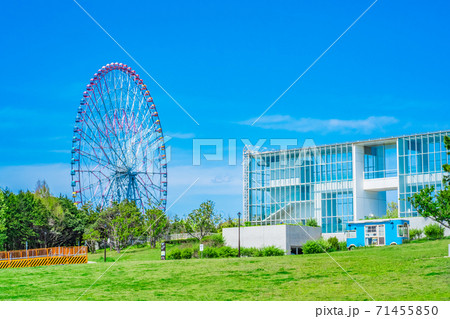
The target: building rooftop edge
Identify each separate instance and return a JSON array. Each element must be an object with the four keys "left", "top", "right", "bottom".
[
  {"left": 348, "top": 218, "right": 410, "bottom": 224},
  {"left": 244, "top": 129, "right": 450, "bottom": 155}
]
